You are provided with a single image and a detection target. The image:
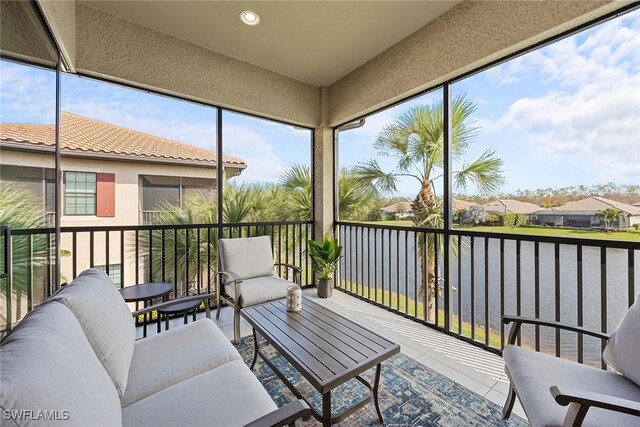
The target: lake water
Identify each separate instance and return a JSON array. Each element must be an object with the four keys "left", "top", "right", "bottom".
[{"left": 339, "top": 227, "right": 639, "bottom": 367}]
